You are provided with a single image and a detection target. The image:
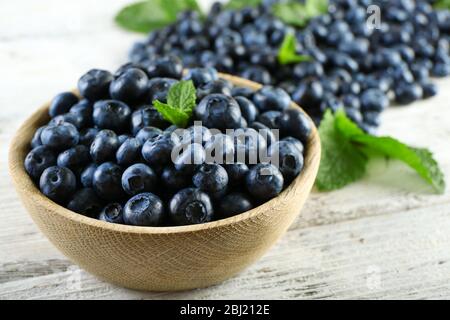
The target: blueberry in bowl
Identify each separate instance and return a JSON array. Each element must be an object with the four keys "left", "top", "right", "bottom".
[{"left": 9, "top": 65, "right": 320, "bottom": 291}]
